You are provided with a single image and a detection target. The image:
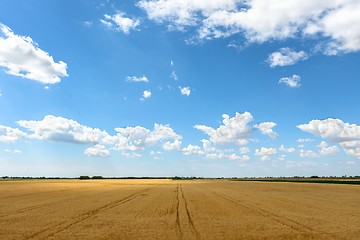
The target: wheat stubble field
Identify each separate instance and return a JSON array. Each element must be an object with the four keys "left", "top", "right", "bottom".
[{"left": 0, "top": 180, "right": 359, "bottom": 240}]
